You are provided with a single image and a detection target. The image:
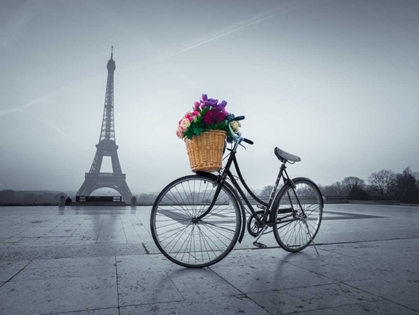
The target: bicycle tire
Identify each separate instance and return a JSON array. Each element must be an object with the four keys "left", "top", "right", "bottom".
[
  {"left": 150, "top": 175, "right": 241, "bottom": 268},
  {"left": 272, "top": 178, "right": 323, "bottom": 252}
]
